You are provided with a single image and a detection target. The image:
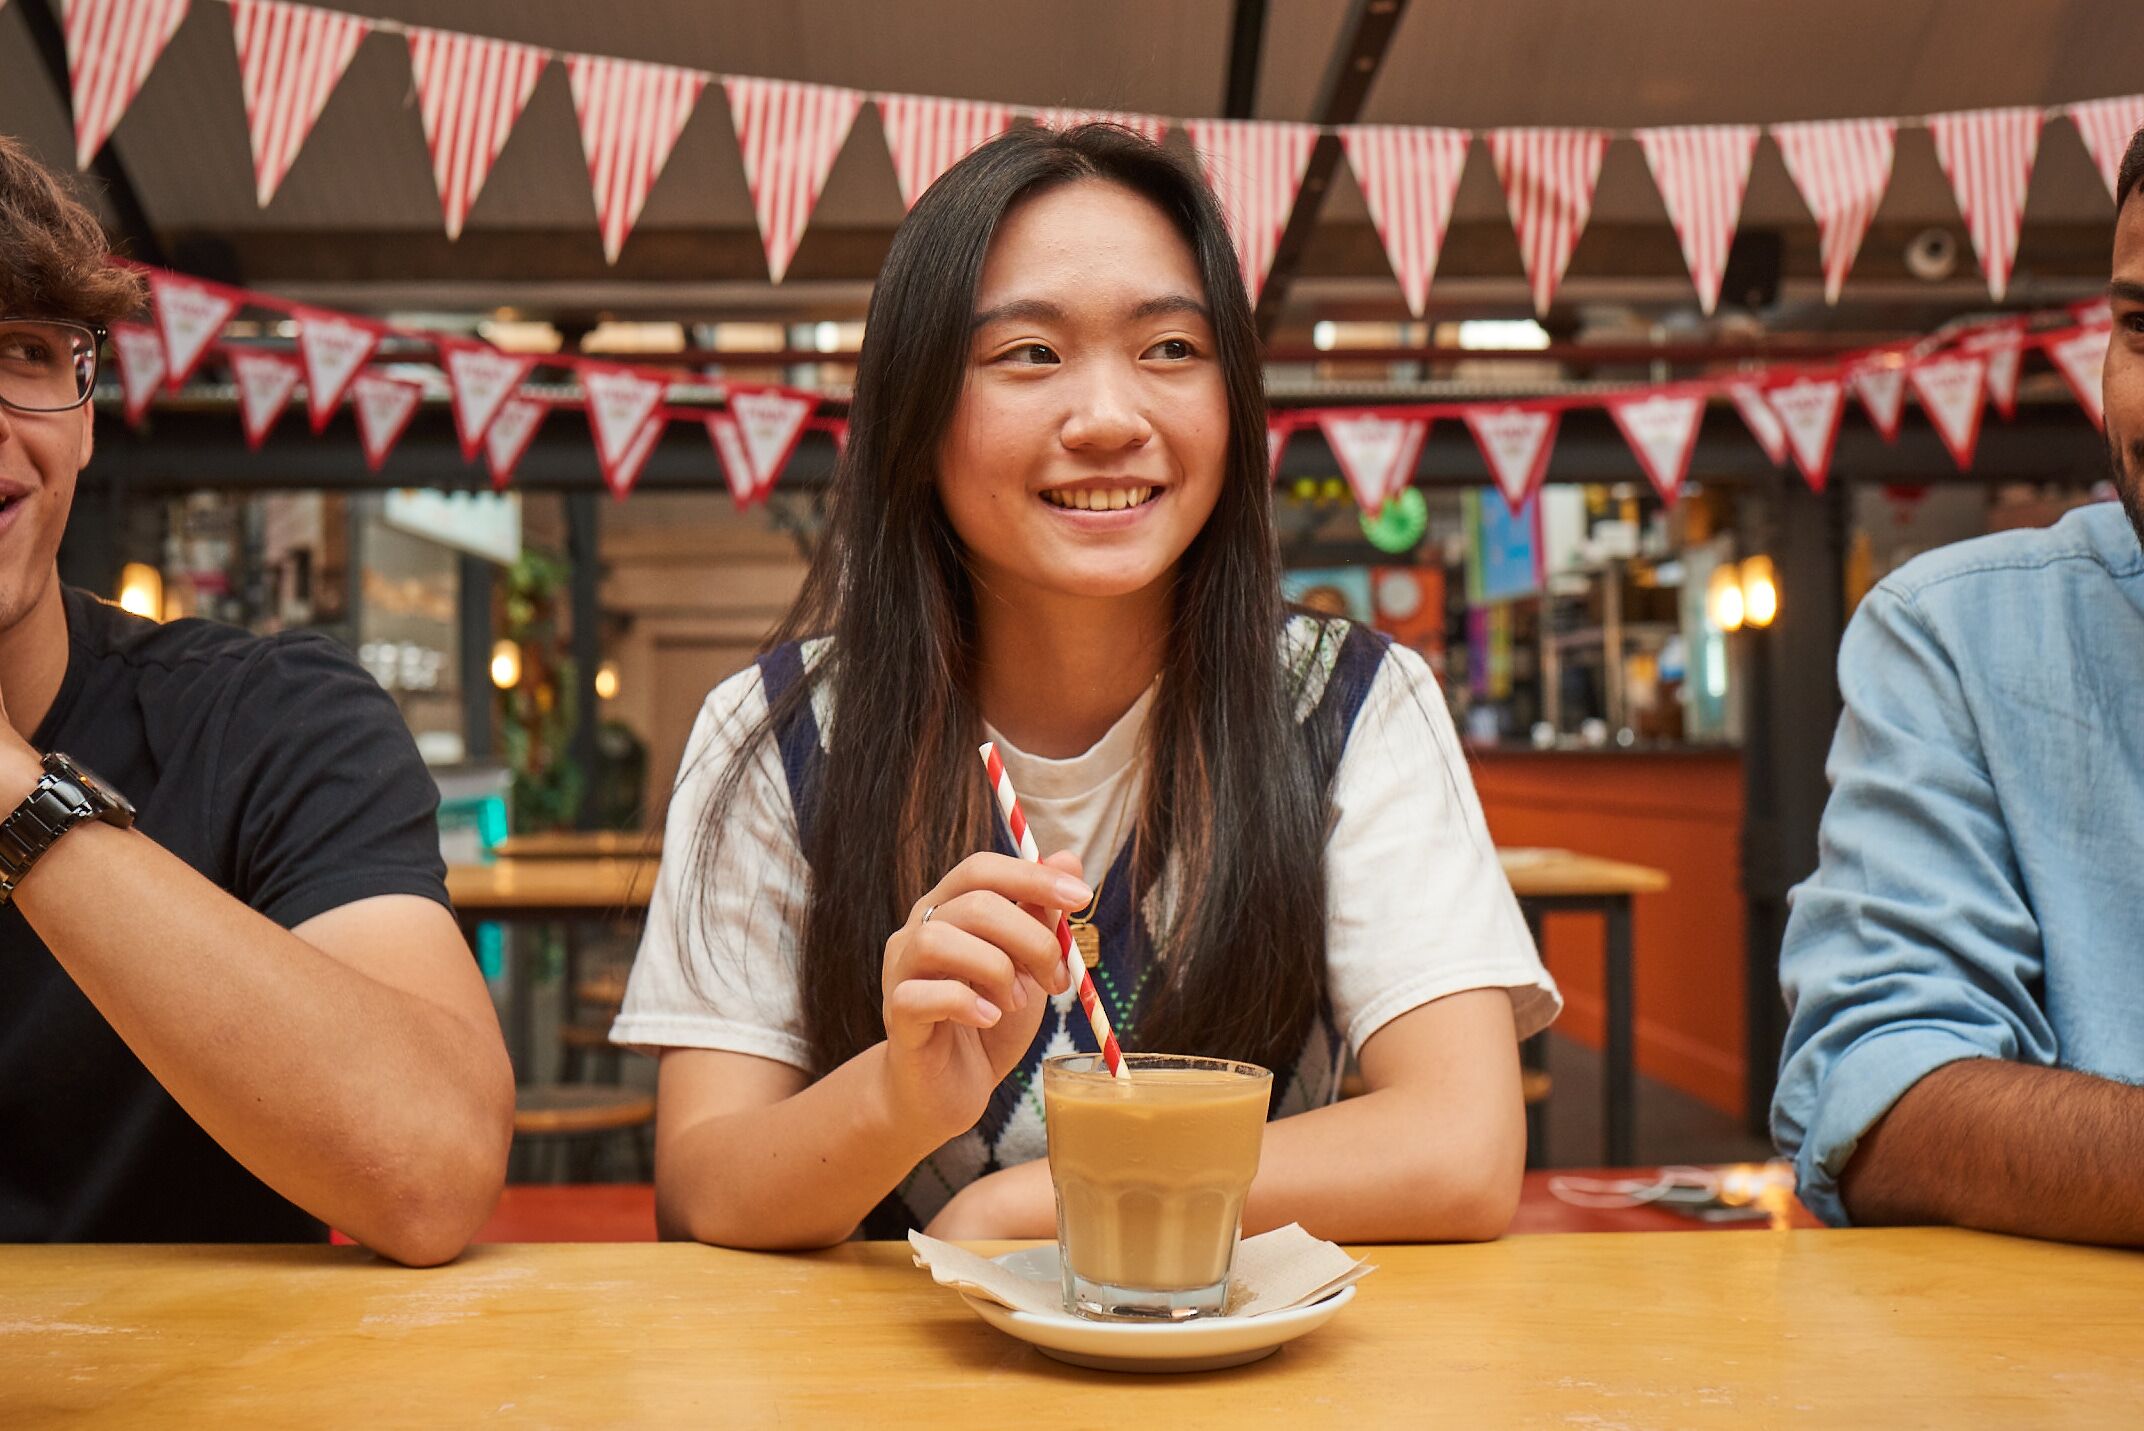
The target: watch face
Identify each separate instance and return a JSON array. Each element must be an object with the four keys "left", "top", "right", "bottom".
[{"left": 42, "top": 752, "right": 137, "bottom": 827}]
